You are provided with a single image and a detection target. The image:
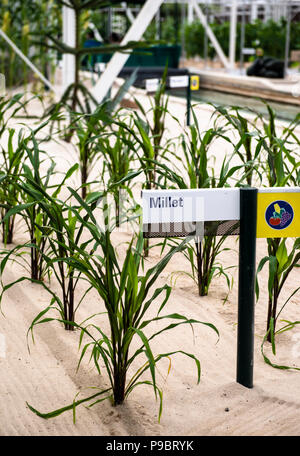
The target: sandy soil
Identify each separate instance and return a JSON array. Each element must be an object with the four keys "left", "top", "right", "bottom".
[{"left": 0, "top": 79, "right": 300, "bottom": 438}]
